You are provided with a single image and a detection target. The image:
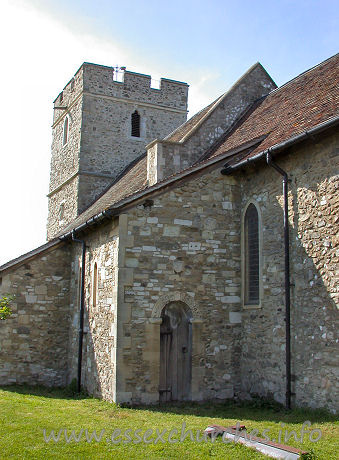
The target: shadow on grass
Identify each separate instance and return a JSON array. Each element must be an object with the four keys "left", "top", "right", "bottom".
[
  {"left": 0, "top": 383, "right": 89, "bottom": 401},
  {"left": 1, "top": 384, "right": 337, "bottom": 425},
  {"left": 125, "top": 400, "right": 337, "bottom": 425}
]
